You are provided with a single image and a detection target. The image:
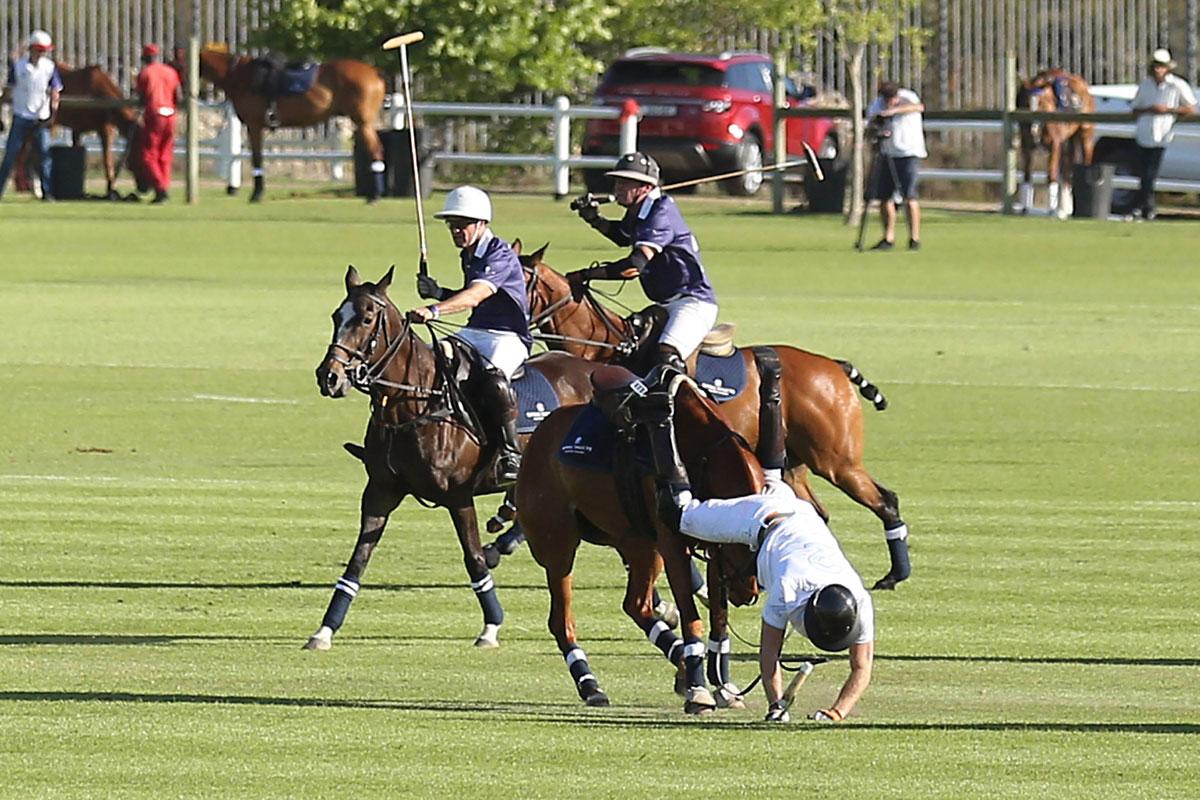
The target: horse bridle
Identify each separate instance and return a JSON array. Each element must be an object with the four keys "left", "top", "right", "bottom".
[
  {"left": 324, "top": 291, "right": 441, "bottom": 398},
  {"left": 523, "top": 262, "right": 637, "bottom": 356}
]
